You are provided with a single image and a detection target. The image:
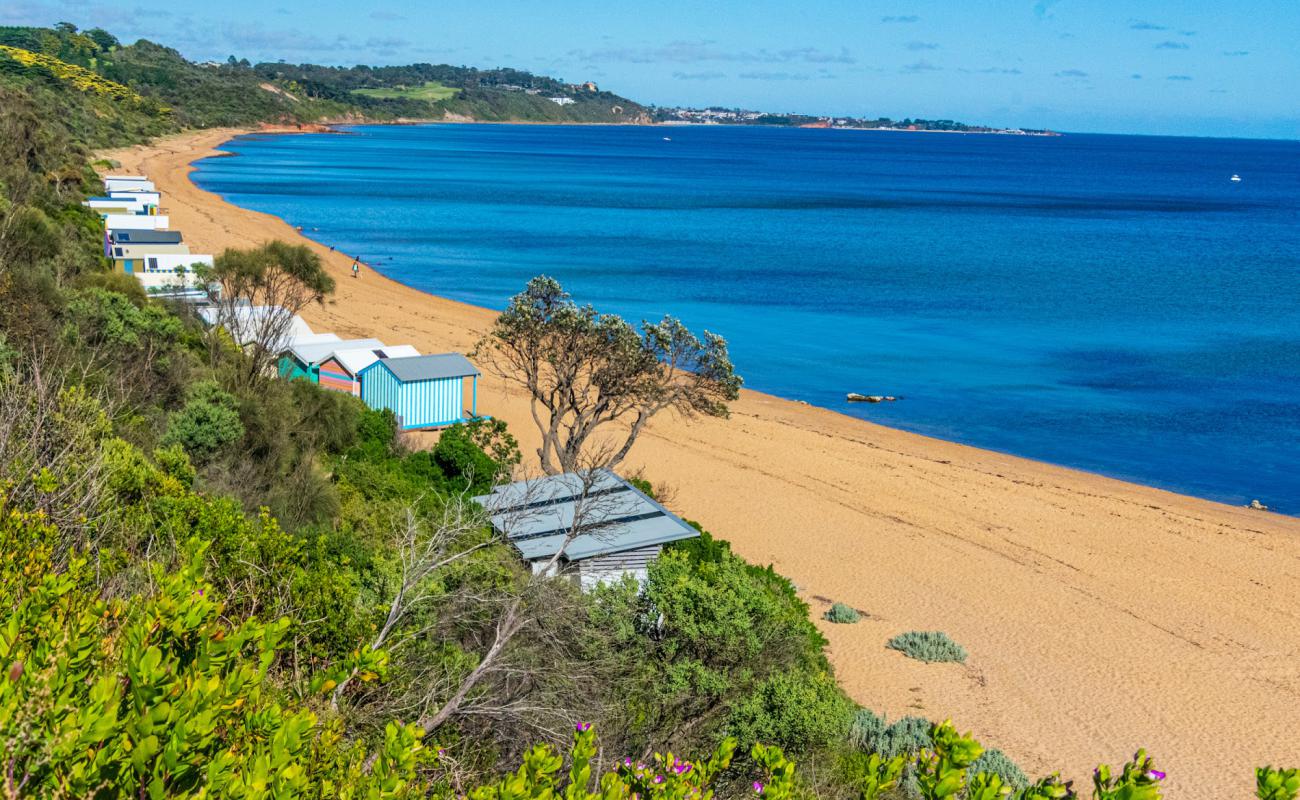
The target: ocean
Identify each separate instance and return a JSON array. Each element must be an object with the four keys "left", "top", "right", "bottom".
[{"left": 192, "top": 124, "right": 1300, "bottom": 512}]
